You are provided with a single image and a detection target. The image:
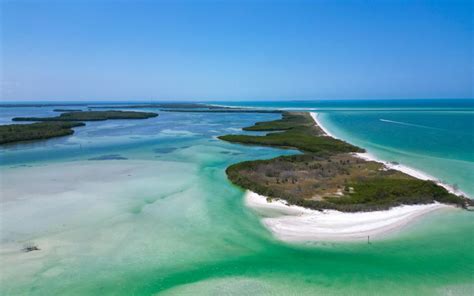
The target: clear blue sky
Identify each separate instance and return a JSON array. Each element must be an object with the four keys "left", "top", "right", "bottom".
[{"left": 1, "top": 0, "right": 472, "bottom": 101}]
